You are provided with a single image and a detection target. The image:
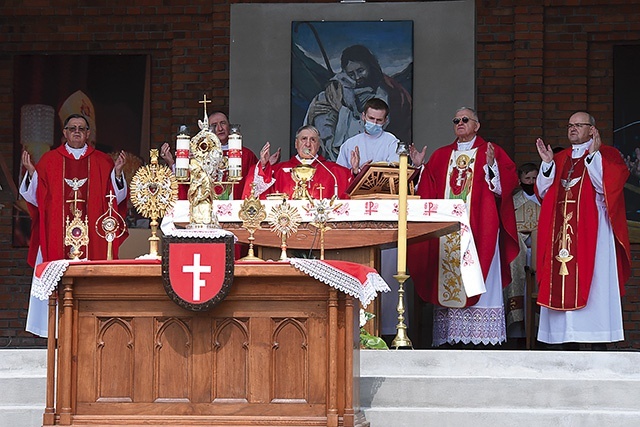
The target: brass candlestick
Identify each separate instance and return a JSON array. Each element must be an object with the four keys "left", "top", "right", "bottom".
[
  {"left": 392, "top": 141, "right": 413, "bottom": 349},
  {"left": 130, "top": 149, "right": 179, "bottom": 259}
]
